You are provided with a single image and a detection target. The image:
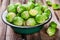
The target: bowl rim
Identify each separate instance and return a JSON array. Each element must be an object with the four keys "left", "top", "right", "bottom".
[{"left": 1, "top": 10, "right": 52, "bottom": 28}]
